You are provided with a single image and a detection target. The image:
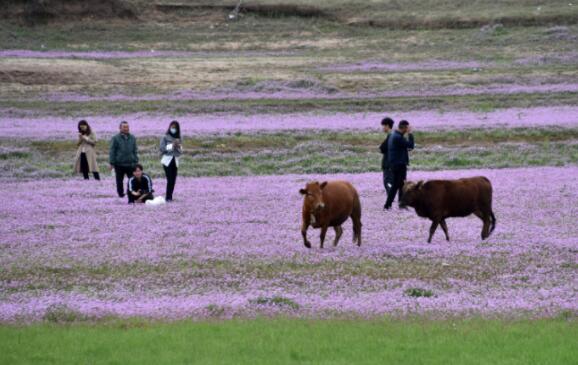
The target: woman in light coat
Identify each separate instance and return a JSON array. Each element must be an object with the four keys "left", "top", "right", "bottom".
[
  {"left": 159, "top": 120, "right": 182, "bottom": 202},
  {"left": 74, "top": 120, "right": 100, "bottom": 180}
]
